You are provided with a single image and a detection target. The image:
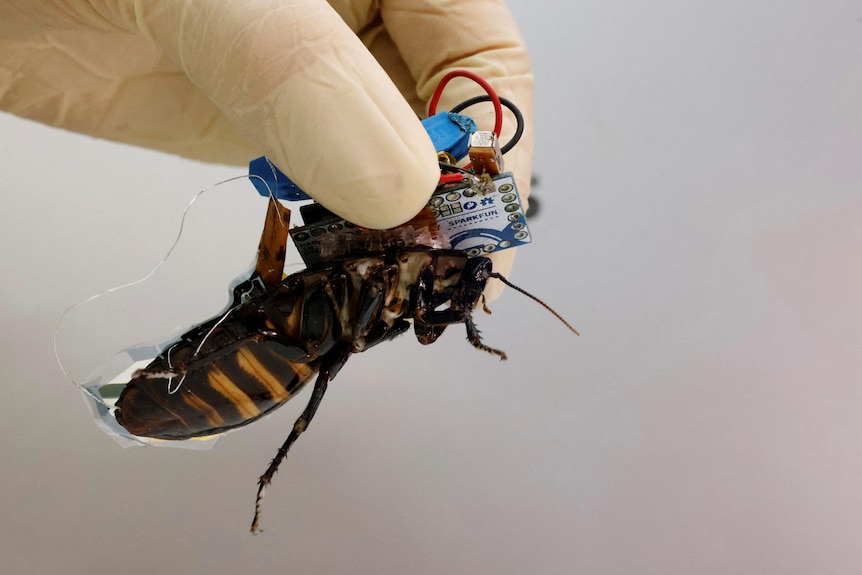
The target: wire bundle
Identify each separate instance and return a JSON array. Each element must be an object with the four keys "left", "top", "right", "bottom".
[{"left": 428, "top": 70, "right": 525, "bottom": 180}]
